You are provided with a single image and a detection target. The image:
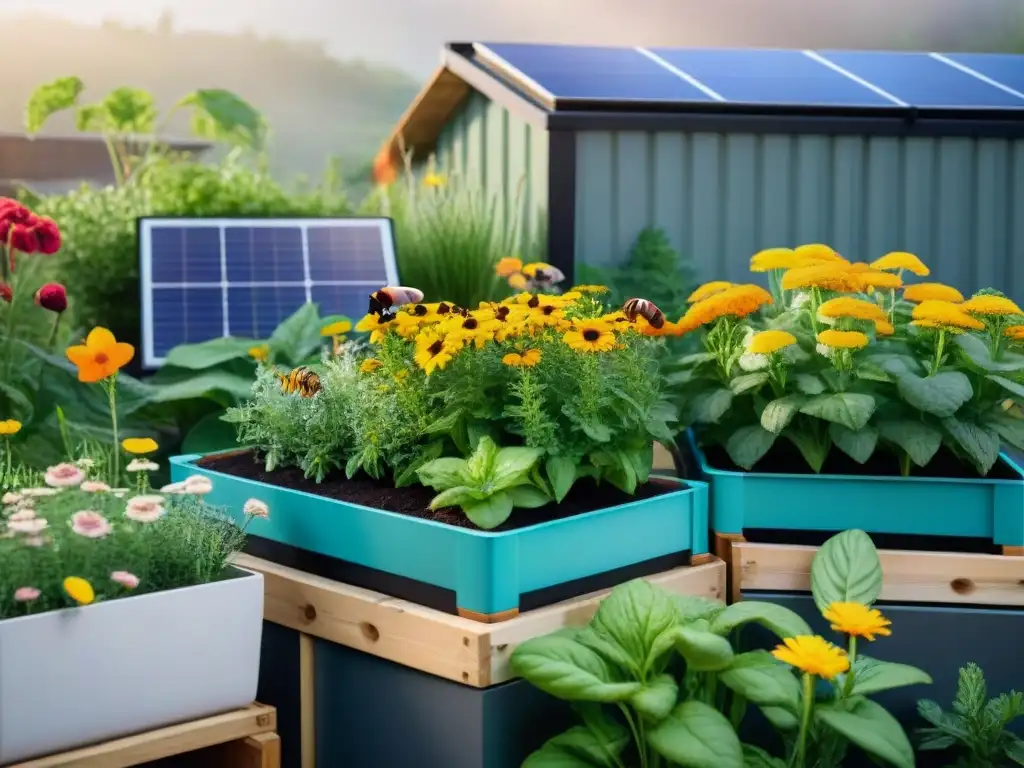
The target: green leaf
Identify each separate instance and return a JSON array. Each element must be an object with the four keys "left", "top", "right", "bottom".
[
  {"left": 955, "top": 334, "right": 1024, "bottom": 372},
  {"left": 691, "top": 388, "right": 734, "bottom": 424},
  {"left": 510, "top": 634, "right": 643, "bottom": 702},
  {"left": 673, "top": 626, "right": 735, "bottom": 671},
  {"left": 581, "top": 420, "right": 612, "bottom": 442},
  {"left": 673, "top": 594, "right": 726, "bottom": 624},
  {"left": 850, "top": 657, "right": 933, "bottom": 697},
  {"left": 855, "top": 362, "right": 892, "bottom": 383},
  {"left": 464, "top": 492, "right": 515, "bottom": 529},
  {"left": 467, "top": 435, "right": 500, "bottom": 481},
  {"left": 181, "top": 411, "right": 239, "bottom": 454},
  {"left": 508, "top": 485, "right": 552, "bottom": 509},
  {"left": 786, "top": 428, "right": 829, "bottom": 473},
  {"left": 416, "top": 457, "right": 470, "bottom": 490},
  {"left": 725, "top": 425, "right": 776, "bottom": 470},
  {"left": 829, "top": 424, "right": 878, "bottom": 464},
  {"left": 149, "top": 369, "right": 255, "bottom": 403},
  {"left": 429, "top": 486, "right": 479, "bottom": 510},
  {"left": 178, "top": 88, "right": 267, "bottom": 150},
  {"left": 793, "top": 374, "right": 825, "bottom": 395},
  {"left": 799, "top": 392, "right": 876, "bottom": 431},
  {"left": 647, "top": 701, "right": 744, "bottom": 768},
  {"left": 1005, "top": 739, "right": 1024, "bottom": 766},
  {"left": 590, "top": 579, "right": 680, "bottom": 677},
  {"left": 760, "top": 395, "right": 805, "bottom": 435},
  {"left": 423, "top": 410, "right": 463, "bottom": 435},
  {"left": 344, "top": 453, "right": 361, "bottom": 480},
  {"left": 631, "top": 673, "right": 679, "bottom": 721},
  {"left": 710, "top": 601, "right": 812, "bottom": 640},
  {"left": 731, "top": 373, "right": 769, "bottom": 395},
  {"left": 866, "top": 353, "right": 922, "bottom": 377},
  {"left": 24, "top": 76, "right": 85, "bottom": 135},
  {"left": 719, "top": 651, "right": 801, "bottom": 714},
  {"left": 548, "top": 456, "right": 581, "bottom": 505},
  {"left": 877, "top": 420, "right": 943, "bottom": 467},
  {"left": 522, "top": 723, "right": 630, "bottom": 768},
  {"left": 896, "top": 371, "right": 973, "bottom": 418},
  {"left": 988, "top": 374, "right": 1024, "bottom": 400},
  {"left": 942, "top": 417, "right": 1000, "bottom": 475},
  {"left": 760, "top": 706, "right": 799, "bottom": 731},
  {"left": 268, "top": 302, "right": 324, "bottom": 365},
  {"left": 990, "top": 413, "right": 1024, "bottom": 452},
  {"left": 679, "top": 352, "right": 716, "bottom": 366},
  {"left": 164, "top": 336, "right": 258, "bottom": 369},
  {"left": 810, "top": 529, "right": 883, "bottom": 615},
  {"left": 492, "top": 446, "right": 543, "bottom": 490},
  {"left": 741, "top": 744, "right": 788, "bottom": 768},
  {"left": 815, "top": 698, "right": 915, "bottom": 768}
]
